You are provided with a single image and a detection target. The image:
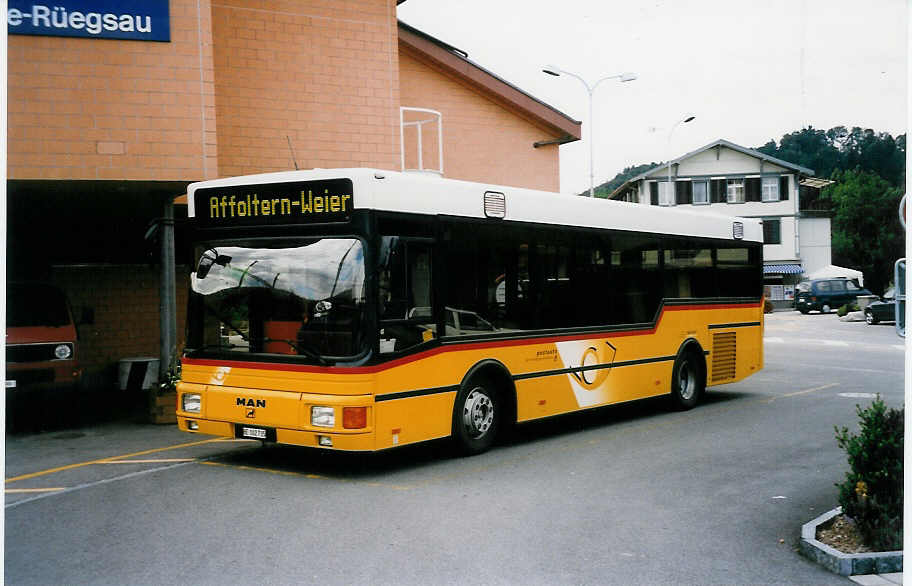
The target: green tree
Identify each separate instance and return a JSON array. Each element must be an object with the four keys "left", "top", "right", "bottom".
[
  {"left": 757, "top": 126, "right": 842, "bottom": 180},
  {"left": 838, "top": 127, "right": 906, "bottom": 187},
  {"left": 590, "top": 162, "right": 661, "bottom": 198},
  {"left": 821, "top": 168, "right": 904, "bottom": 294},
  {"left": 757, "top": 125, "right": 905, "bottom": 187}
]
